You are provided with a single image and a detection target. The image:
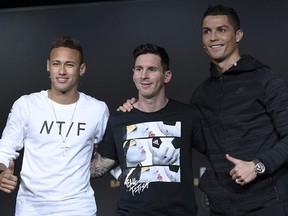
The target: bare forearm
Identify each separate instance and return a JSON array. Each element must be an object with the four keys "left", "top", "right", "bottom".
[
  {"left": 90, "top": 152, "right": 116, "bottom": 178},
  {"left": 90, "top": 163, "right": 111, "bottom": 178}
]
